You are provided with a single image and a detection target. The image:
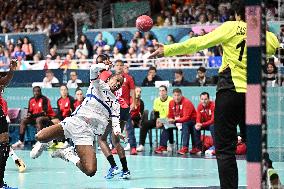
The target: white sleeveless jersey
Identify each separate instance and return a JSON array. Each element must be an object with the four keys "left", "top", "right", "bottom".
[{"left": 71, "top": 63, "right": 120, "bottom": 135}]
